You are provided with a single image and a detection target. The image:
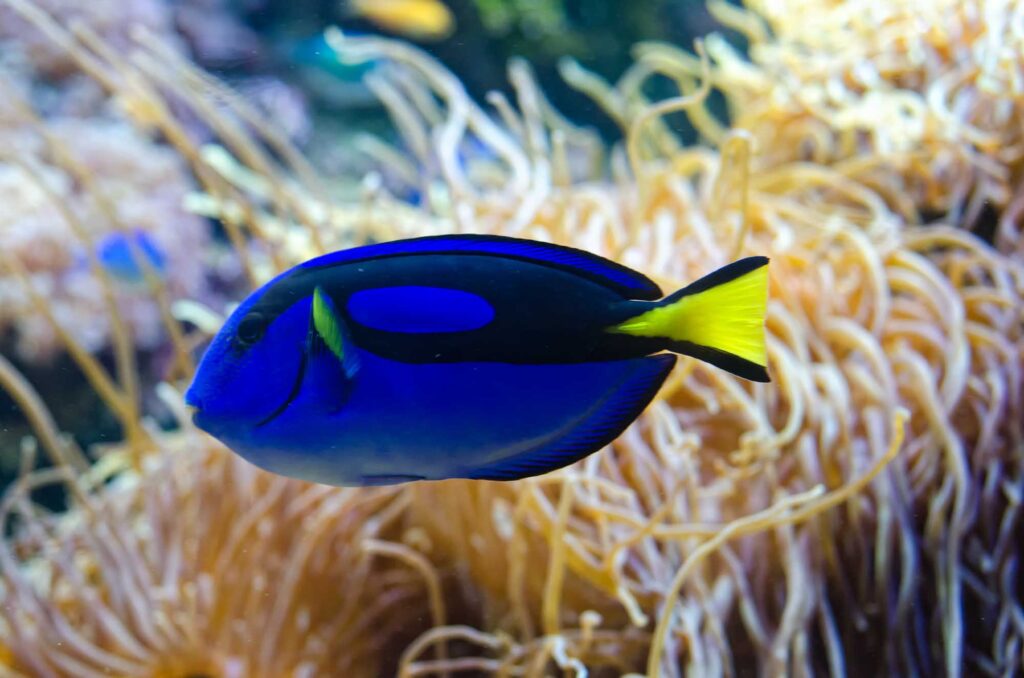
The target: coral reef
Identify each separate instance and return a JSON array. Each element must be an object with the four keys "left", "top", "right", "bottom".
[
  {"left": 0, "top": 0, "right": 217, "bottom": 367},
  {"left": 0, "top": 0, "right": 177, "bottom": 78},
  {"left": 0, "top": 0, "right": 1022, "bottom": 677},
  {"left": 0, "top": 103, "right": 210, "bottom": 363},
  {"left": 0, "top": 0, "right": 267, "bottom": 78}
]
